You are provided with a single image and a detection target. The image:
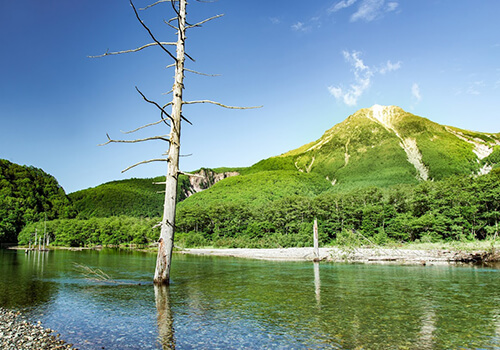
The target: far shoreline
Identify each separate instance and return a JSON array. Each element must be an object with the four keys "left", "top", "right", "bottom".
[
  {"left": 178, "top": 246, "right": 500, "bottom": 265},
  {"left": 8, "top": 242, "right": 500, "bottom": 266}
]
